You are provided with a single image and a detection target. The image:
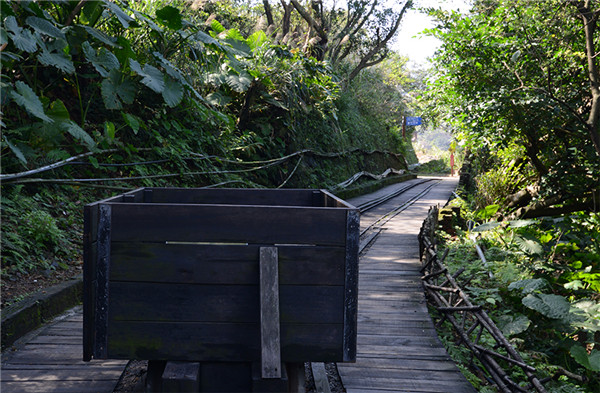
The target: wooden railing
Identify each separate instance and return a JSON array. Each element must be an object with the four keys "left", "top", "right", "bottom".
[{"left": 418, "top": 206, "right": 547, "bottom": 393}]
